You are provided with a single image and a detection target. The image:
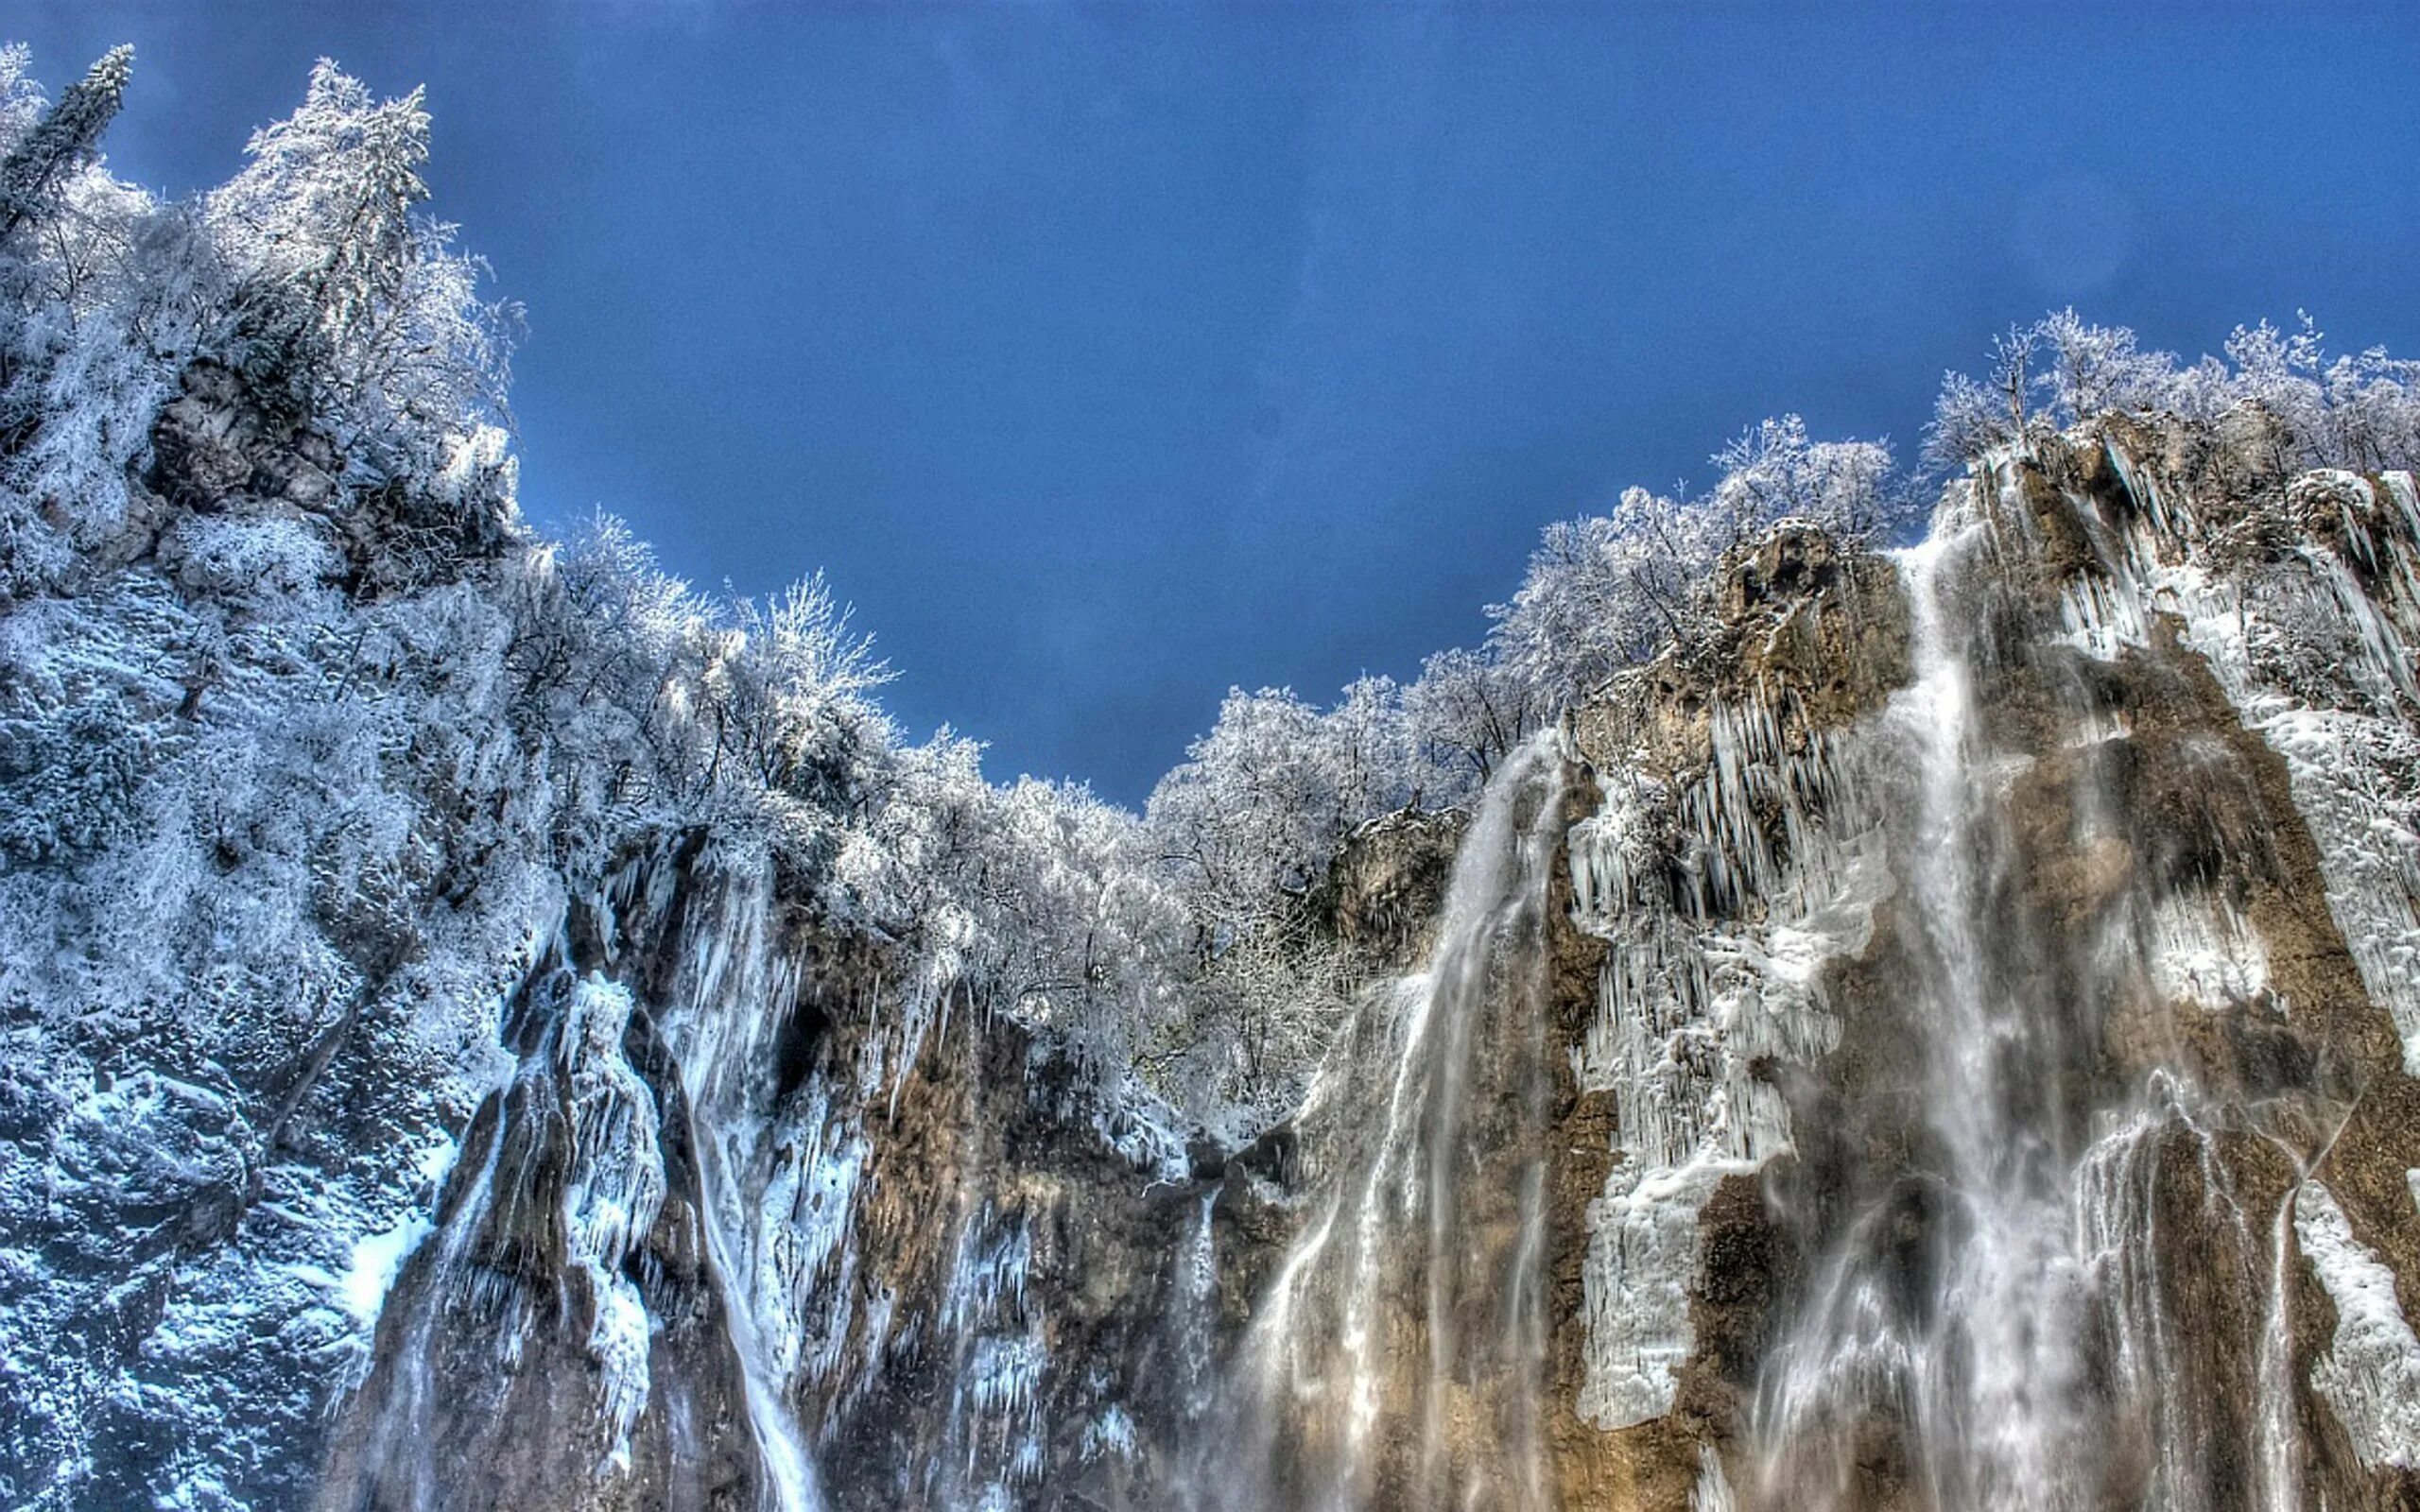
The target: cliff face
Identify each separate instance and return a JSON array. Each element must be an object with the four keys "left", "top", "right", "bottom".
[
  {"left": 320, "top": 405, "right": 2420, "bottom": 1512},
  {"left": 299, "top": 836, "right": 1230, "bottom": 1512},
  {"left": 11, "top": 334, "right": 2420, "bottom": 1512},
  {"left": 1536, "top": 424, "right": 2420, "bottom": 1510},
  {"left": 296, "top": 794, "right": 1492, "bottom": 1512}
]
